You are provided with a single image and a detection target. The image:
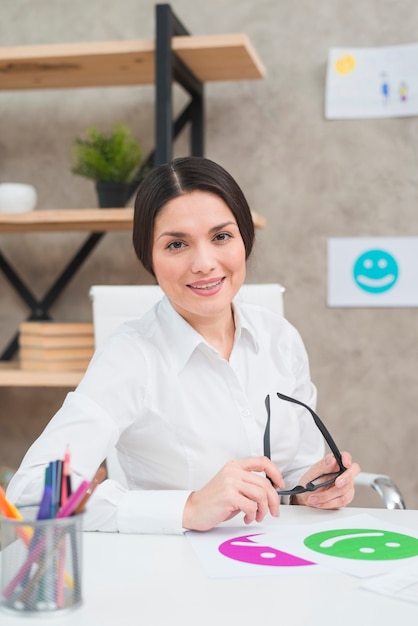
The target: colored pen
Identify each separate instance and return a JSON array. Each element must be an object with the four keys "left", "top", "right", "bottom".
[
  {"left": 0, "top": 485, "right": 32, "bottom": 546},
  {"left": 61, "top": 446, "right": 73, "bottom": 498},
  {"left": 55, "top": 480, "right": 91, "bottom": 519},
  {"left": 37, "top": 485, "right": 53, "bottom": 521},
  {"left": 75, "top": 466, "right": 106, "bottom": 514},
  {"left": 0, "top": 485, "right": 24, "bottom": 521},
  {"left": 61, "top": 444, "right": 71, "bottom": 505}
]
